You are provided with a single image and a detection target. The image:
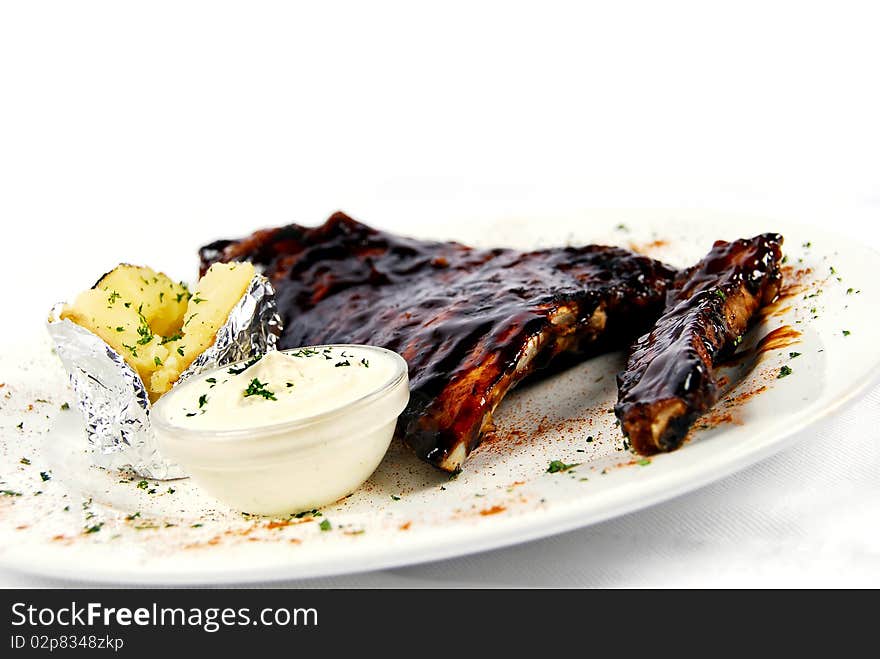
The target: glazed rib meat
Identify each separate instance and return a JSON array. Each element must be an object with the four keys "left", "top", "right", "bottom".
[
  {"left": 200, "top": 212, "right": 676, "bottom": 471},
  {"left": 615, "top": 233, "right": 784, "bottom": 454}
]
